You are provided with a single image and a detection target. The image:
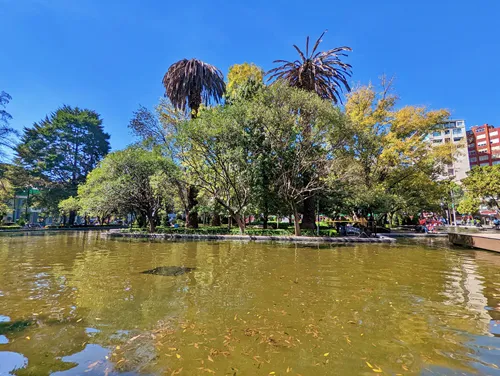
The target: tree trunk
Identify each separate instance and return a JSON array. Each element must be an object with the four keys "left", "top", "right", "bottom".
[
  {"left": 69, "top": 210, "right": 76, "bottom": 226},
  {"left": 148, "top": 218, "right": 156, "bottom": 233},
  {"left": 263, "top": 213, "right": 268, "bottom": 229},
  {"left": 292, "top": 205, "right": 301, "bottom": 236},
  {"left": 301, "top": 196, "right": 316, "bottom": 229},
  {"left": 211, "top": 213, "right": 221, "bottom": 226},
  {"left": 186, "top": 186, "right": 199, "bottom": 228},
  {"left": 233, "top": 213, "right": 245, "bottom": 234}
]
